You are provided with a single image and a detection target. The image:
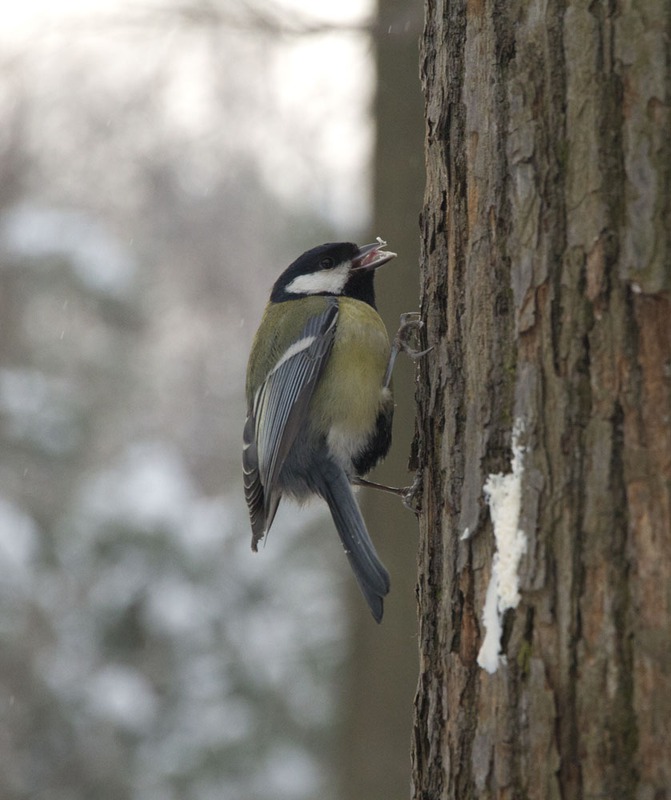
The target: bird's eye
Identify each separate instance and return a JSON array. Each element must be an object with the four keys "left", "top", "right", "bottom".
[{"left": 320, "top": 257, "right": 335, "bottom": 269}]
